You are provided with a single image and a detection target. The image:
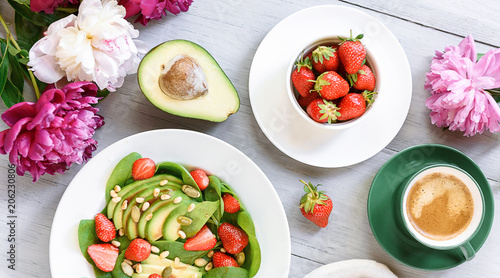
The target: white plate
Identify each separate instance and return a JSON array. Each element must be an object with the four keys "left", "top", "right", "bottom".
[
  {"left": 249, "top": 5, "right": 412, "bottom": 167},
  {"left": 49, "top": 129, "right": 290, "bottom": 277}
]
